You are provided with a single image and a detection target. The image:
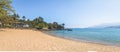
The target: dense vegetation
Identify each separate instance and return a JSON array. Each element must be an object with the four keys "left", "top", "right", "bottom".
[{"left": 0, "top": 0, "right": 65, "bottom": 30}]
